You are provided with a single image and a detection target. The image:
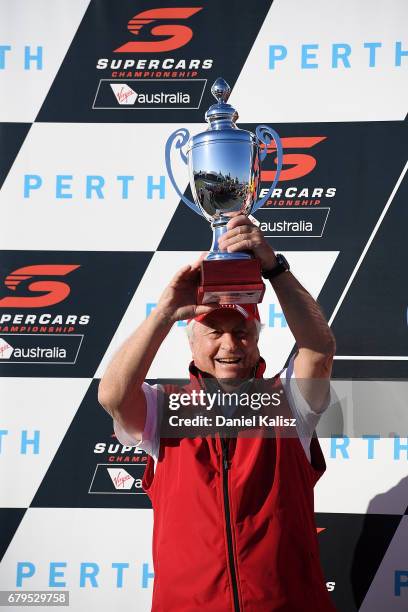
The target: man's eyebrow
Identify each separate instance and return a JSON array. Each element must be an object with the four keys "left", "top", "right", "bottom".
[
  {"left": 232, "top": 322, "right": 248, "bottom": 330},
  {"left": 204, "top": 325, "right": 226, "bottom": 334},
  {"left": 203, "top": 325, "right": 220, "bottom": 333}
]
